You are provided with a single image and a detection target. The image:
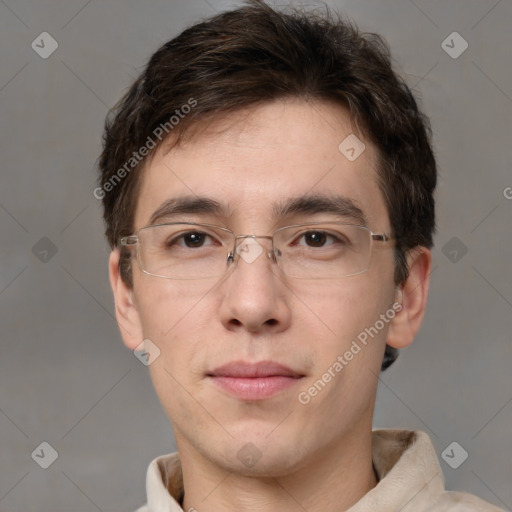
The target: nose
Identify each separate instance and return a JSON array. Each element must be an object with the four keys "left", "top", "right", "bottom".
[{"left": 218, "top": 236, "right": 291, "bottom": 334}]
